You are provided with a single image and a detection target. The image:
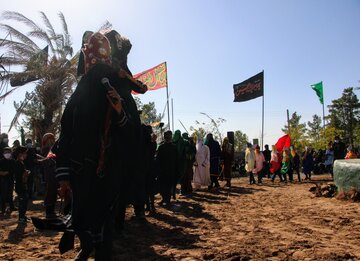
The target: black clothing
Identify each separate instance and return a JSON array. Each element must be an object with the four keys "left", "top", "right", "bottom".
[
  {"left": 41, "top": 156, "right": 58, "bottom": 217},
  {"left": 157, "top": 142, "right": 178, "bottom": 204},
  {"left": 24, "top": 147, "right": 36, "bottom": 198},
  {"left": 292, "top": 153, "right": 301, "bottom": 182},
  {"left": 206, "top": 139, "right": 221, "bottom": 189},
  {"left": 143, "top": 126, "right": 157, "bottom": 212},
  {"left": 181, "top": 139, "right": 196, "bottom": 194},
  {"left": 56, "top": 63, "right": 139, "bottom": 258},
  {"left": 333, "top": 141, "right": 346, "bottom": 160},
  {"left": 262, "top": 148, "right": 271, "bottom": 178},
  {"left": 0, "top": 158, "right": 15, "bottom": 212},
  {"left": 263, "top": 149, "right": 271, "bottom": 162},
  {"left": 14, "top": 160, "right": 29, "bottom": 219},
  {"left": 0, "top": 142, "right": 9, "bottom": 157},
  {"left": 14, "top": 161, "right": 28, "bottom": 194}
]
